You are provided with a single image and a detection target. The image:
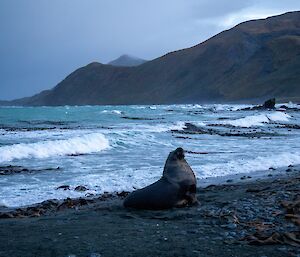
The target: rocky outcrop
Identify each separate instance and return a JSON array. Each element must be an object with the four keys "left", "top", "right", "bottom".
[
  {"left": 263, "top": 98, "right": 276, "bottom": 109},
  {"left": 240, "top": 98, "right": 277, "bottom": 111}
]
